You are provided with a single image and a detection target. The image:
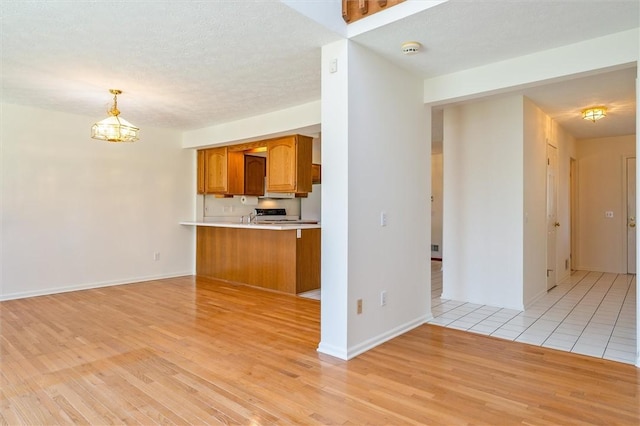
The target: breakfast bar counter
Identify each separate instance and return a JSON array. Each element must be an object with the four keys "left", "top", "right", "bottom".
[
  {"left": 180, "top": 221, "right": 320, "bottom": 230},
  {"left": 181, "top": 221, "right": 320, "bottom": 295}
]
